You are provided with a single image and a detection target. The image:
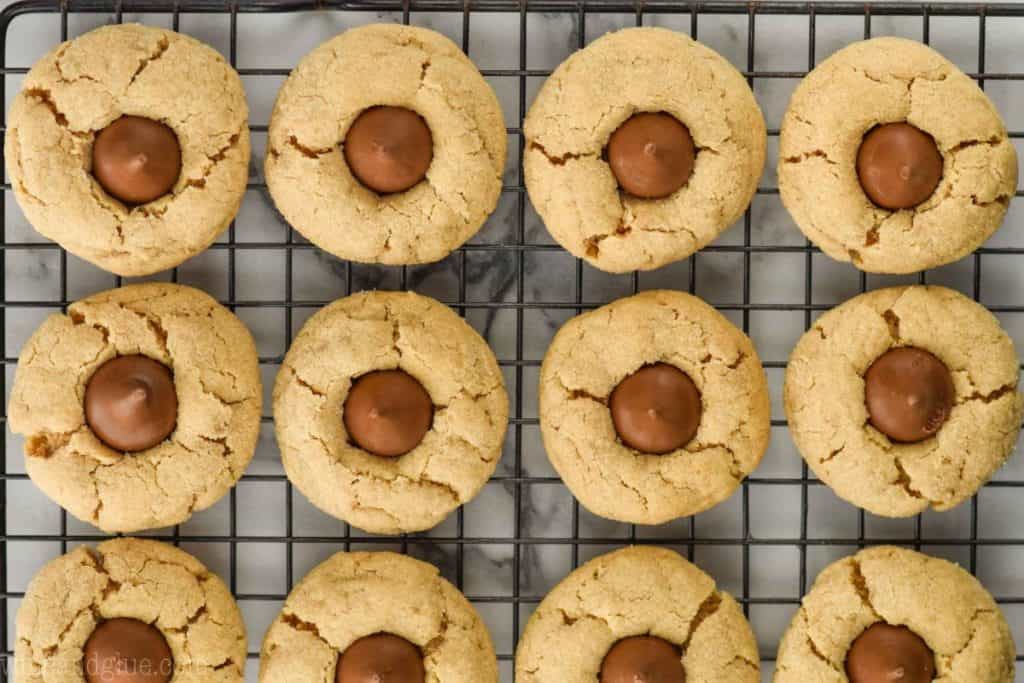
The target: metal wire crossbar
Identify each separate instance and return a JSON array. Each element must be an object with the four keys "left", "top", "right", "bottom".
[{"left": 1, "top": 0, "right": 1023, "bottom": 678}]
